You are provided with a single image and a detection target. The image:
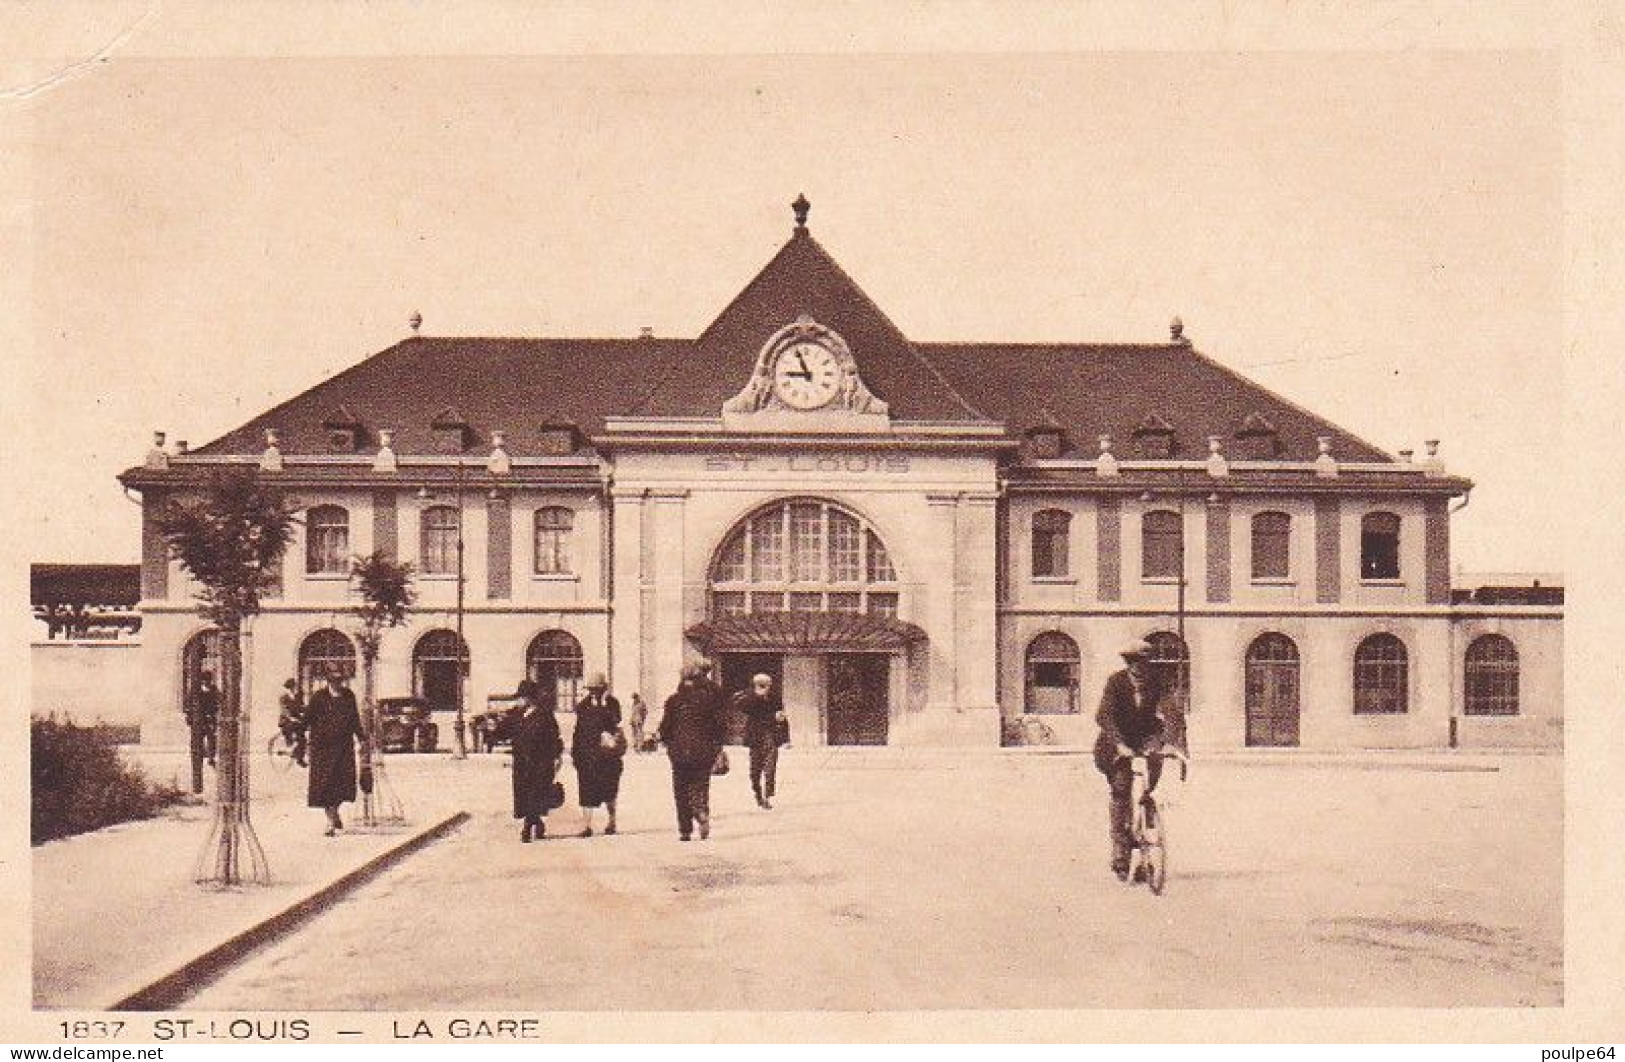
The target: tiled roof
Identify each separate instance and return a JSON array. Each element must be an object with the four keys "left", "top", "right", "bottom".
[
  {"left": 916, "top": 342, "right": 1392, "bottom": 463},
  {"left": 188, "top": 226, "right": 1390, "bottom": 464},
  {"left": 32, "top": 564, "right": 142, "bottom": 608}
]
